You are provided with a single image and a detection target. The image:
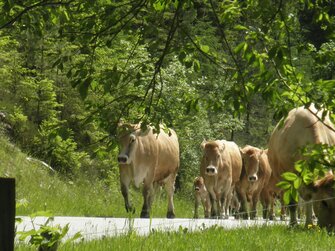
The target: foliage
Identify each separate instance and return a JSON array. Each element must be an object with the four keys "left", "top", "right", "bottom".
[
  {"left": 277, "top": 143, "right": 335, "bottom": 204},
  {"left": 17, "top": 211, "right": 82, "bottom": 251}
]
